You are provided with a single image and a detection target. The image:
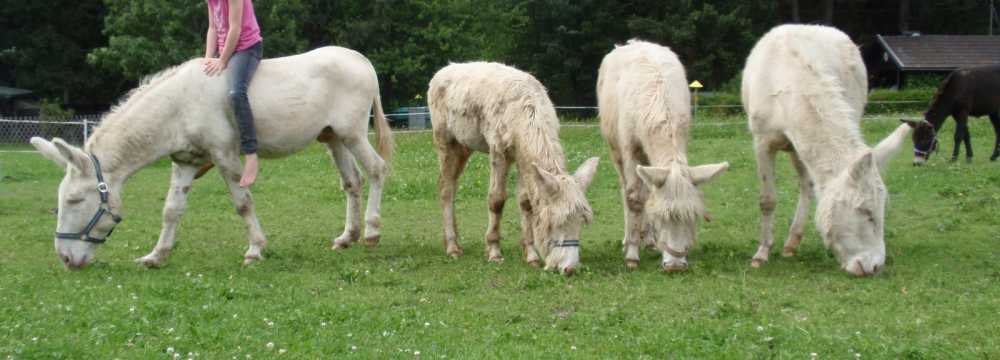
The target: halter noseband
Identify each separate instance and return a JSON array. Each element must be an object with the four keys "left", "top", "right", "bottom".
[{"left": 54, "top": 154, "right": 122, "bottom": 244}]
